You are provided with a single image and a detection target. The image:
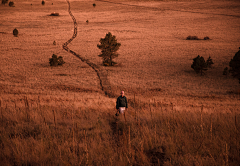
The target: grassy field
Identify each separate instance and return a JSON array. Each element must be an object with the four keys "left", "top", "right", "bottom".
[{"left": 0, "top": 0, "right": 240, "bottom": 165}]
